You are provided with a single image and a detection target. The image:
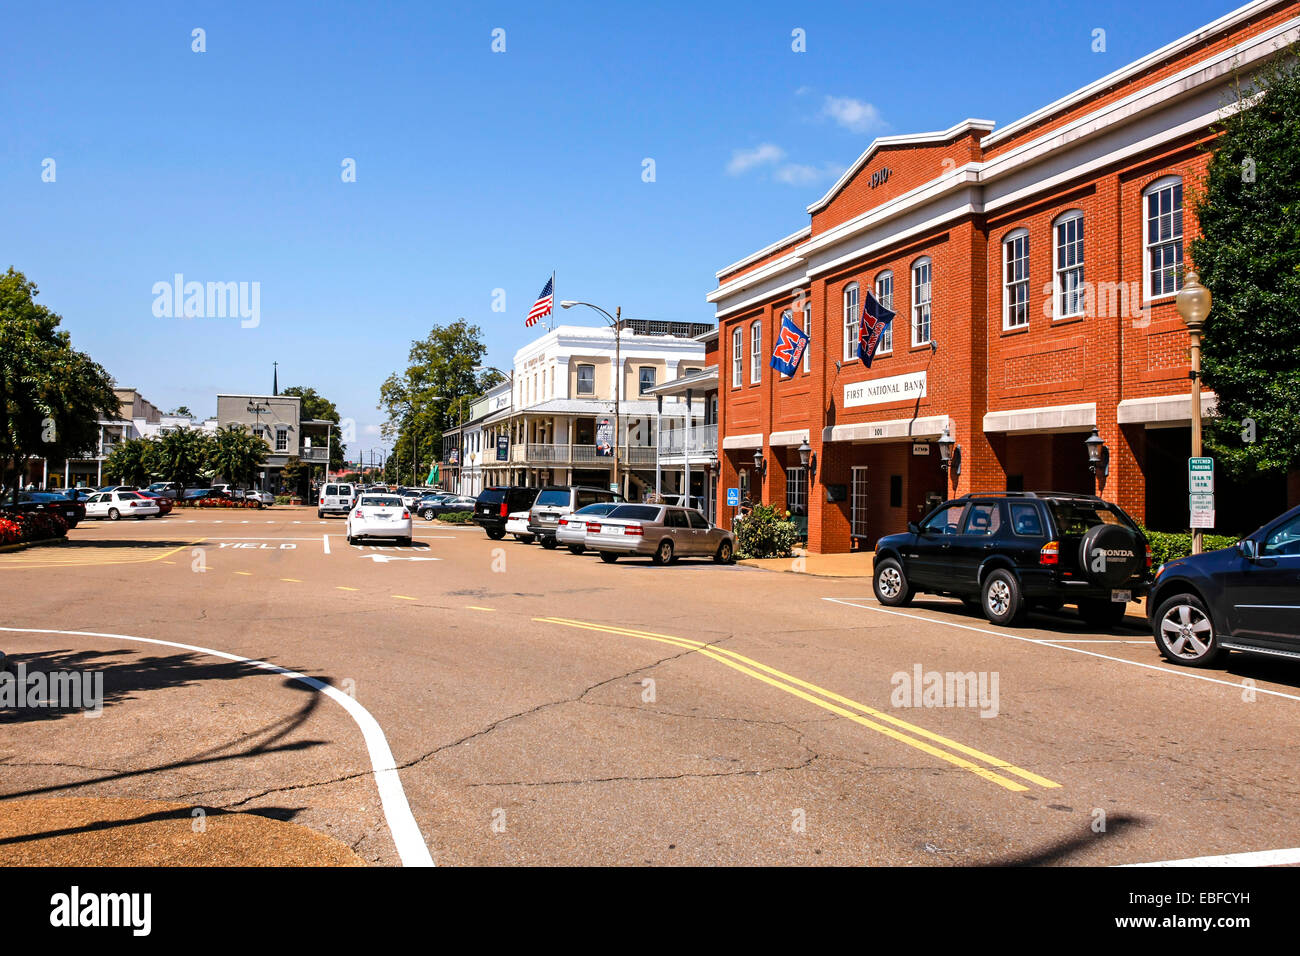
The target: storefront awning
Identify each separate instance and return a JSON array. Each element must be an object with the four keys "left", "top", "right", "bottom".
[
  {"left": 721, "top": 432, "right": 763, "bottom": 450},
  {"left": 822, "top": 415, "right": 949, "bottom": 443},
  {"left": 983, "top": 403, "right": 1095, "bottom": 434},
  {"left": 769, "top": 429, "right": 809, "bottom": 446},
  {"left": 1117, "top": 393, "right": 1217, "bottom": 427}
]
